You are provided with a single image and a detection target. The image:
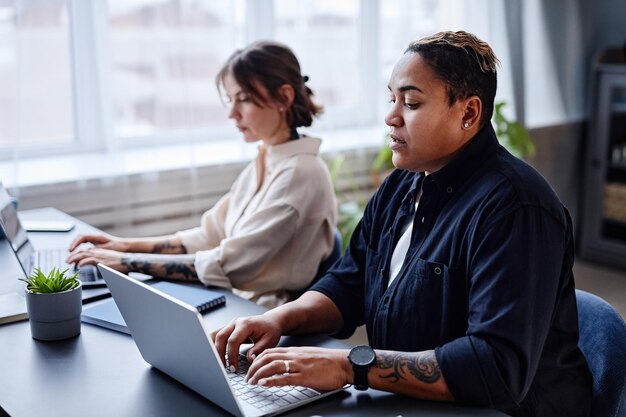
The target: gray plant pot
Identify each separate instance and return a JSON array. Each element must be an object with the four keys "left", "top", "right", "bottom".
[{"left": 25, "top": 281, "right": 82, "bottom": 341}]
